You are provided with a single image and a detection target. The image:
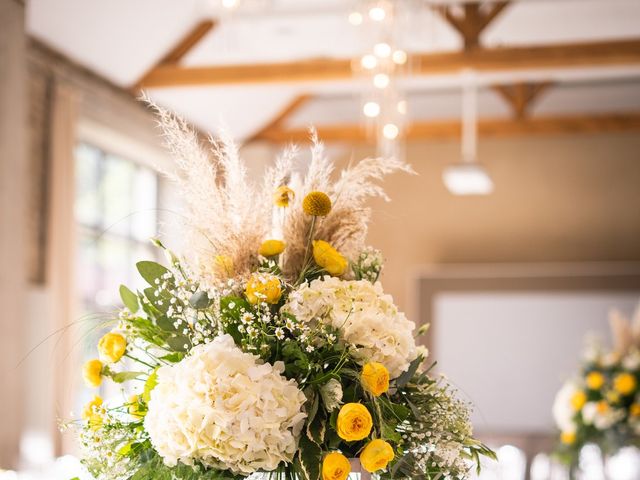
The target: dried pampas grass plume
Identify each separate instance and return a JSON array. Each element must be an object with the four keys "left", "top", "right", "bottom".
[
  {"left": 143, "top": 95, "right": 270, "bottom": 285},
  {"left": 142, "top": 102, "right": 412, "bottom": 283}
]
